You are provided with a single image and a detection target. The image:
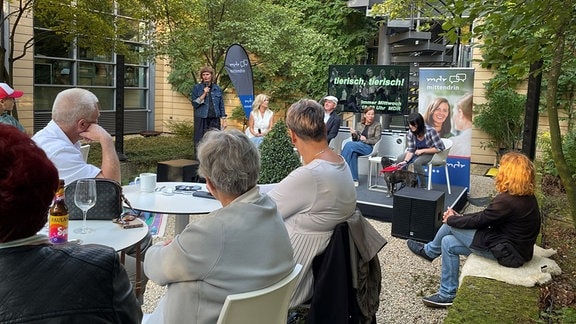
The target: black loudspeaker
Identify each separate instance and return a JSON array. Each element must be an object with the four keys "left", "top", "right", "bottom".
[
  {"left": 157, "top": 159, "right": 199, "bottom": 182},
  {"left": 391, "top": 187, "right": 445, "bottom": 242}
]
